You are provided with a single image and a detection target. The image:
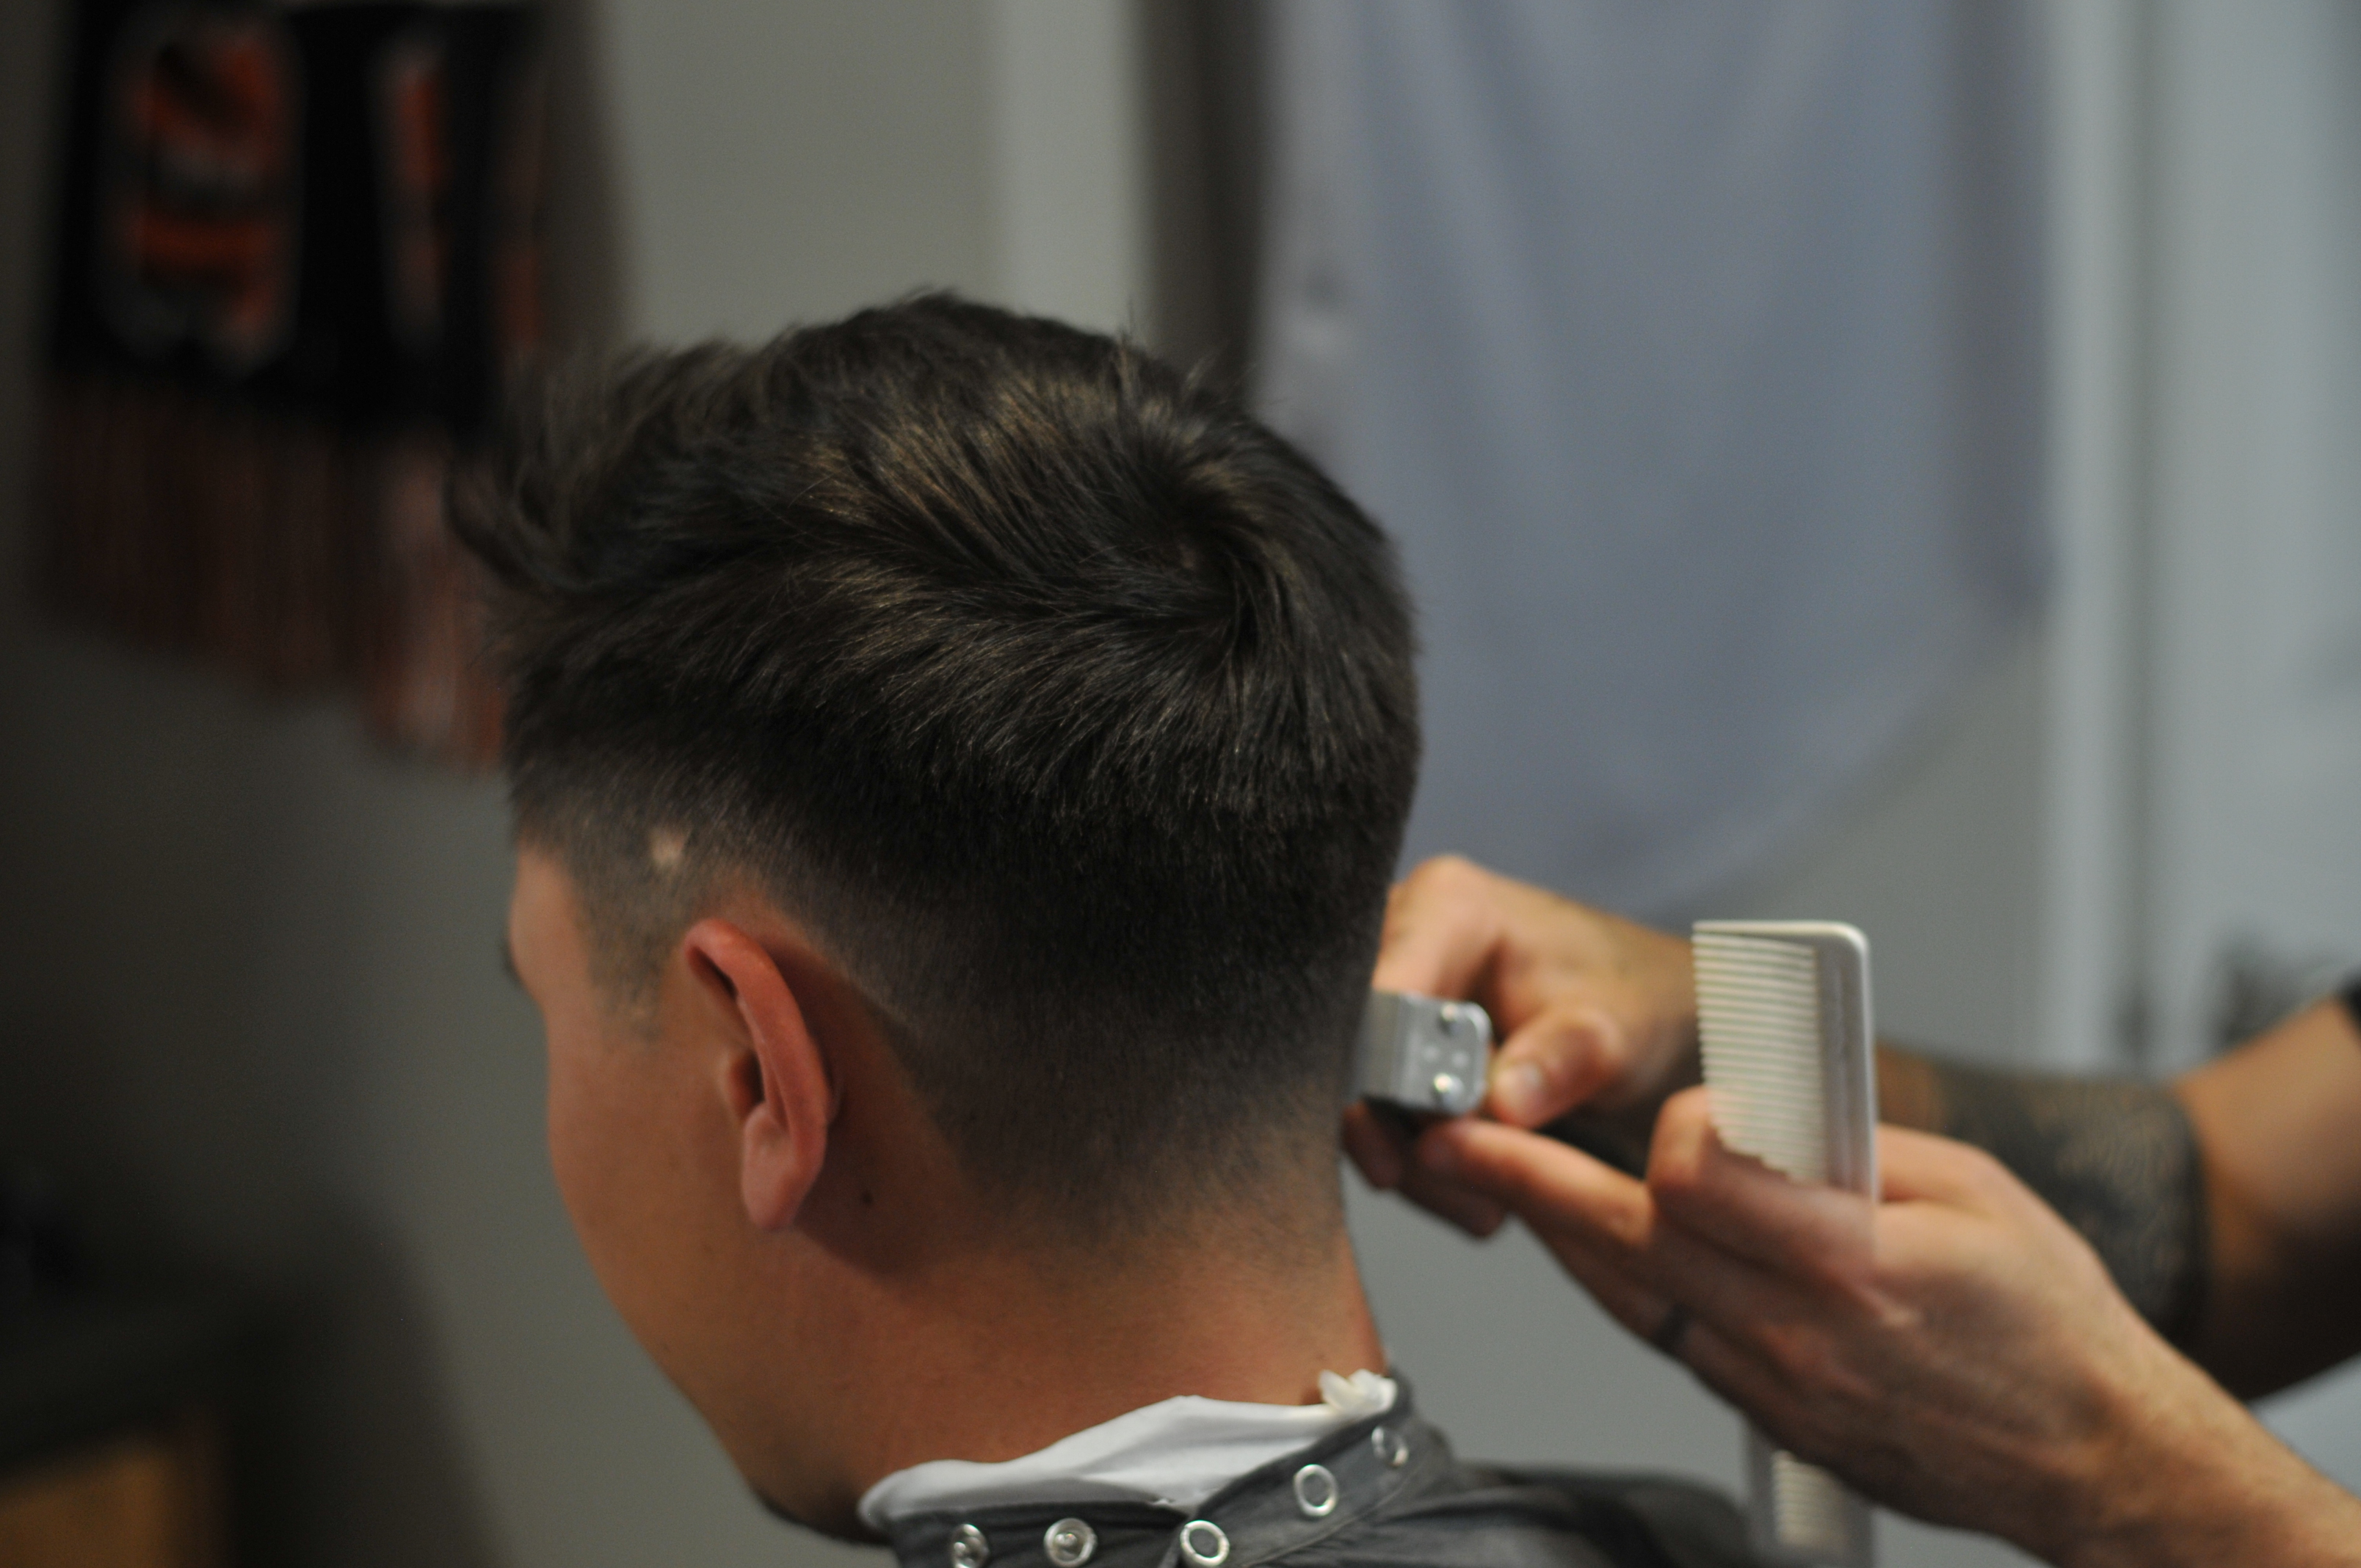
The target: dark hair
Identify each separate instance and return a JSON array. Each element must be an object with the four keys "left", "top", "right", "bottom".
[{"left": 456, "top": 294, "right": 1419, "bottom": 1235}]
